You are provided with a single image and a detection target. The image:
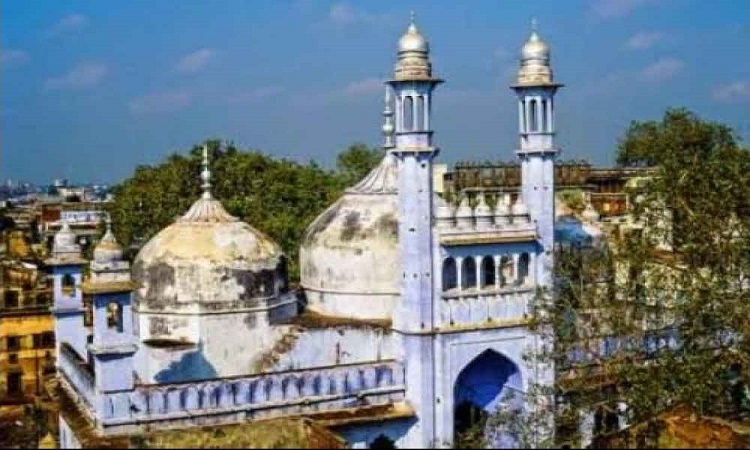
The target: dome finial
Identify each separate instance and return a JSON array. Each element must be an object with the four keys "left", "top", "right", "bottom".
[
  {"left": 531, "top": 17, "right": 539, "bottom": 33},
  {"left": 201, "top": 144, "right": 212, "bottom": 199}
]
